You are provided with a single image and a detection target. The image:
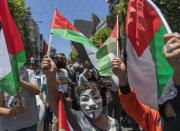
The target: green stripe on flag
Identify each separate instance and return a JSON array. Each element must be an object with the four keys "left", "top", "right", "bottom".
[
  {"left": 97, "top": 38, "right": 117, "bottom": 76},
  {"left": 58, "top": 129, "right": 65, "bottom": 131},
  {"left": 0, "top": 50, "right": 26, "bottom": 95},
  {"left": 149, "top": 25, "right": 173, "bottom": 98},
  {"left": 51, "top": 29, "right": 98, "bottom": 49}
]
